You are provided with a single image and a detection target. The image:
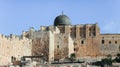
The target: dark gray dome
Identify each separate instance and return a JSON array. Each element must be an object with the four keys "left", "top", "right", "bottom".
[{"left": 54, "top": 15, "right": 71, "bottom": 26}]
